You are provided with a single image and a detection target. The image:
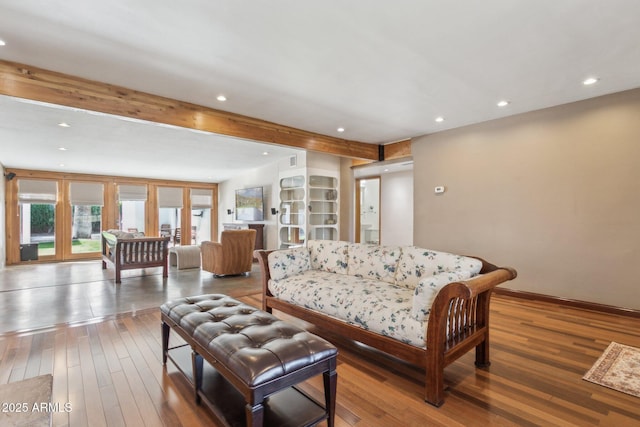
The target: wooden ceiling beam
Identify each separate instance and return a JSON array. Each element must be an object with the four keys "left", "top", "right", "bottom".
[
  {"left": 383, "top": 139, "right": 412, "bottom": 160},
  {"left": 0, "top": 59, "right": 379, "bottom": 160}
]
